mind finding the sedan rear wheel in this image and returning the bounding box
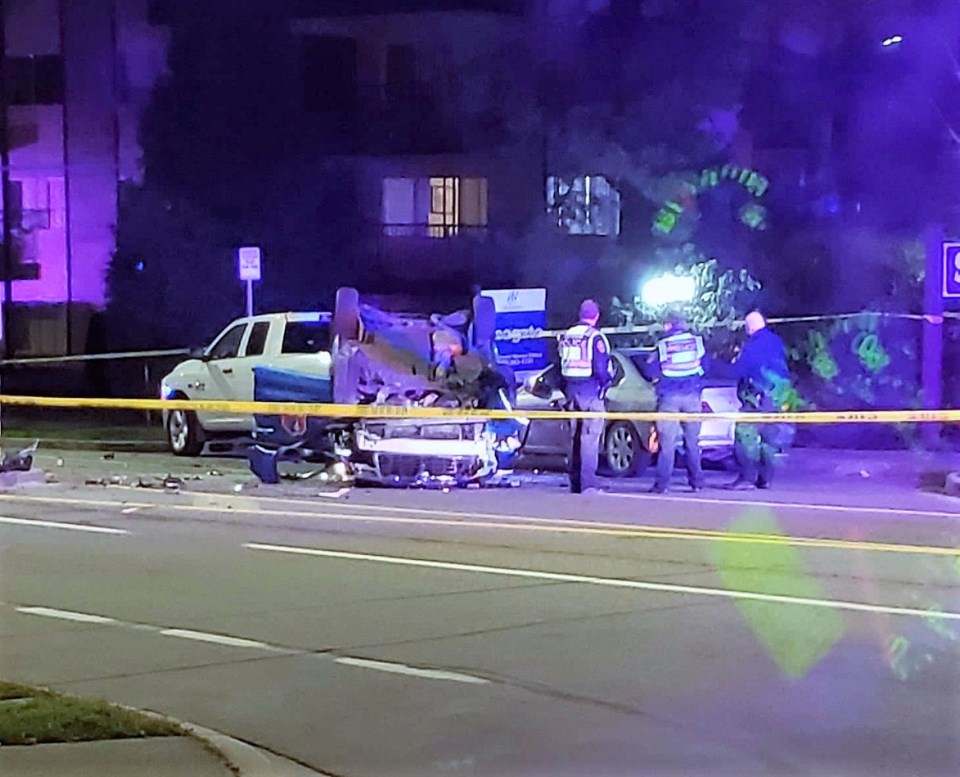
[603,421,651,477]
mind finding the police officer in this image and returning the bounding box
[727,311,791,490]
[559,299,612,494]
[649,312,706,493]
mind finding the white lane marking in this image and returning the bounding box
[16,606,116,624]
[4,491,958,553]
[335,656,489,685]
[11,599,487,687]
[0,516,128,535]
[159,629,276,650]
[244,543,960,622]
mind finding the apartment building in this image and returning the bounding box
[1,0,168,355]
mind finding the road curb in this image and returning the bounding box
[3,437,167,454]
[124,707,331,776]
[182,723,332,777]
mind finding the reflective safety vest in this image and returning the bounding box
[657,331,705,379]
[559,324,609,379]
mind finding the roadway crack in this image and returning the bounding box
[332,597,720,653]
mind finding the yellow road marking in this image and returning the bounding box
[0,491,957,558]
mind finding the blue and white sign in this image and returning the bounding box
[944,243,960,298]
[482,288,549,376]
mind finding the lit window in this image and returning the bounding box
[382,177,488,237]
[546,175,620,236]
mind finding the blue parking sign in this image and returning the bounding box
[944,243,960,298]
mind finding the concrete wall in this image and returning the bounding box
[292,11,523,121]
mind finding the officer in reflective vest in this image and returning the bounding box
[648,313,706,493]
[559,299,612,494]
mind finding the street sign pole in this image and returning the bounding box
[246,279,253,318]
[923,225,948,448]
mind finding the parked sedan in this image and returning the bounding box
[517,349,739,476]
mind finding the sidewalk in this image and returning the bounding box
[0,737,230,777]
[0,720,327,777]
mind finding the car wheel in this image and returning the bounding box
[603,422,651,477]
[471,293,497,349]
[719,453,739,472]
[333,286,361,344]
[167,405,205,456]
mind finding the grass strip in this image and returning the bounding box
[0,680,181,745]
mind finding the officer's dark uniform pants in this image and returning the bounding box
[654,390,703,490]
[735,394,780,486]
[568,392,604,493]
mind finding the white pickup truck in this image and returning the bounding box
[161,312,332,455]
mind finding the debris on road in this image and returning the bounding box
[0,440,38,474]
[316,487,350,499]
[280,469,322,481]
[163,476,184,491]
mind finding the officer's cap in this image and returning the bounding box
[665,311,687,330]
[579,299,601,320]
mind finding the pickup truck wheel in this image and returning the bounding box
[603,421,652,477]
[333,287,360,343]
[471,293,496,349]
[167,406,205,456]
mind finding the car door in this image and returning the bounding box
[516,366,571,455]
[232,319,272,402]
[200,321,249,430]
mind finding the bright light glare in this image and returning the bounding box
[641,274,696,307]
[881,35,903,47]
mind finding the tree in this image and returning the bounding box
[107,185,236,350]
[468,0,763,320]
[106,0,370,350]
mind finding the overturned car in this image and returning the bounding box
[249,288,525,487]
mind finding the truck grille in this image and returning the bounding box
[375,455,478,480]
[381,423,481,440]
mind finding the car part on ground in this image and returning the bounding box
[0,440,38,473]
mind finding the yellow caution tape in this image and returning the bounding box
[0,394,956,424]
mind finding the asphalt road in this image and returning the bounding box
[2,451,960,776]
